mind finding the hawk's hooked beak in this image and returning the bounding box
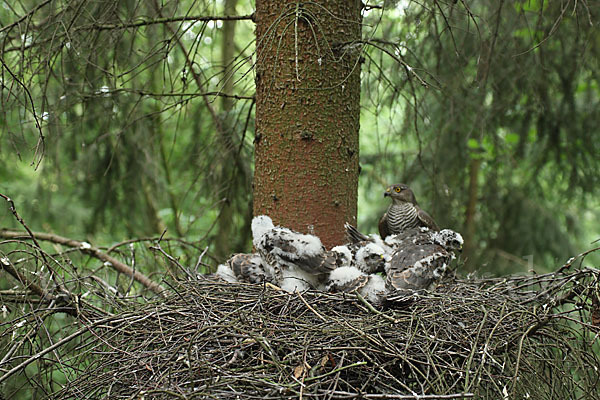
[384,191,391,198]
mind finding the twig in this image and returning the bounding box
[79,88,254,100]
[297,291,327,322]
[0,0,53,34]
[0,314,124,385]
[302,361,368,383]
[0,60,45,168]
[0,257,52,301]
[0,229,166,297]
[149,242,192,281]
[86,14,255,31]
[0,194,49,266]
[317,391,474,399]
[355,291,397,323]
[363,40,430,88]
[0,255,80,316]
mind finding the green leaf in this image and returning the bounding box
[467,139,480,149]
[505,133,520,144]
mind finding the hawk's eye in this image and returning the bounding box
[394,187,402,193]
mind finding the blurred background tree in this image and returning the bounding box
[0,0,598,274]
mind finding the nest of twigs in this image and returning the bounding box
[1,200,599,399]
[27,266,597,399]
[0,211,599,400]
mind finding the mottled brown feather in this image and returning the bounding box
[416,206,439,231]
[328,274,370,293]
[378,211,391,239]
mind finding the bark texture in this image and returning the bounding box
[253,0,362,248]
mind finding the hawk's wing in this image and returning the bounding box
[390,242,442,269]
[386,267,435,292]
[378,211,390,239]
[416,206,439,231]
[386,240,450,293]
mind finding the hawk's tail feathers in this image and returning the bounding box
[344,223,371,244]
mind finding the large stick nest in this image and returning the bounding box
[0,221,598,399]
[40,268,599,399]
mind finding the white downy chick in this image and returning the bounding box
[279,268,317,293]
[327,266,386,305]
[251,215,338,291]
[360,273,386,304]
[330,245,353,268]
[432,229,464,253]
[216,264,238,283]
[226,253,275,284]
[354,242,389,274]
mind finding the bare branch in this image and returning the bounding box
[0,314,125,385]
[86,14,255,31]
[0,229,166,297]
[79,88,254,100]
[0,0,53,34]
[0,61,45,168]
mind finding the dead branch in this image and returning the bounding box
[0,229,166,297]
[85,14,255,31]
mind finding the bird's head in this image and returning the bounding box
[251,215,275,247]
[384,184,417,204]
[356,243,388,273]
[434,229,464,252]
[331,245,353,268]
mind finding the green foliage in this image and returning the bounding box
[358,0,600,272]
[0,0,256,256]
[0,0,598,274]
[1,2,599,398]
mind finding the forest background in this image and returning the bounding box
[1,1,600,398]
[0,0,599,278]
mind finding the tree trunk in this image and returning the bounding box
[253,0,362,248]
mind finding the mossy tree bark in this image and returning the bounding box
[253,0,362,248]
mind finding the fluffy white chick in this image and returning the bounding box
[216,264,238,283]
[252,215,341,292]
[326,266,386,305]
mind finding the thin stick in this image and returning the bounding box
[297,291,327,322]
[355,292,397,323]
[0,230,166,297]
[0,314,123,384]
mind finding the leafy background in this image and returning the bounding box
[1,0,598,275]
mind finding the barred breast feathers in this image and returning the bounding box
[387,202,419,232]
